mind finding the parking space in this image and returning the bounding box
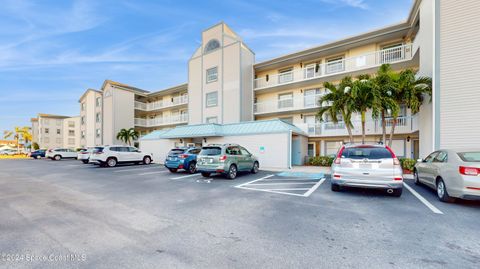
[1,159,479,268]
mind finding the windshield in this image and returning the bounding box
[200,147,222,156]
[342,147,393,159]
[457,152,480,162]
[168,149,185,155]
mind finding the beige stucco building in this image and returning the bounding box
[31,114,81,149]
[62,0,479,168]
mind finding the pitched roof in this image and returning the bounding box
[140,119,307,140]
[37,113,71,119]
[102,79,149,94]
[79,88,102,102]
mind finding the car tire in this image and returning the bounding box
[201,172,211,178]
[33,156,38,159]
[331,183,341,192]
[436,178,455,203]
[82,160,89,164]
[54,155,61,161]
[169,168,178,173]
[106,157,117,167]
[414,170,421,185]
[251,161,259,174]
[188,162,196,174]
[143,156,152,165]
[391,188,403,197]
[226,164,237,180]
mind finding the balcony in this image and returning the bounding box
[134,113,188,128]
[134,95,188,111]
[296,116,418,137]
[254,94,323,115]
[254,44,414,90]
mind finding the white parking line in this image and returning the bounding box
[247,182,317,186]
[404,182,444,214]
[264,188,311,191]
[138,171,168,176]
[235,174,275,187]
[303,177,326,197]
[171,174,201,180]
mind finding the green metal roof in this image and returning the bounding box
[140,119,306,140]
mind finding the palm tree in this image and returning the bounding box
[116,128,139,146]
[351,74,375,144]
[386,69,432,146]
[3,126,31,153]
[371,64,400,145]
[317,76,355,143]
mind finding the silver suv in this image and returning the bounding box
[330,144,403,196]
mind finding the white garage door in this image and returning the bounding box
[325,141,343,156]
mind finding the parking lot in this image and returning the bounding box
[1,159,479,269]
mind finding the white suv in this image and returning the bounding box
[90,145,153,167]
[46,148,78,161]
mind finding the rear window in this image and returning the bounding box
[342,147,393,159]
[457,152,480,162]
[200,147,222,156]
[168,149,185,155]
[92,147,104,153]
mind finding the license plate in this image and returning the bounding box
[168,157,176,161]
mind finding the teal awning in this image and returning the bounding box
[140,119,306,140]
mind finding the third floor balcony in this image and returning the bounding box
[254,94,323,115]
[254,44,415,91]
[135,94,188,112]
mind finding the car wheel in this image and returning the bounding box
[106,157,117,167]
[436,178,455,203]
[82,160,89,164]
[54,155,61,161]
[143,156,152,165]
[201,172,211,178]
[331,183,341,192]
[390,188,403,197]
[33,156,38,159]
[251,161,259,174]
[169,168,178,173]
[414,170,421,185]
[226,164,237,180]
[188,162,196,174]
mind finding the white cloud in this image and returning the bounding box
[320,0,369,10]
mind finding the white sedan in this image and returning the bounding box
[46,148,78,161]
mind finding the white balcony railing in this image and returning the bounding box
[134,113,188,127]
[296,116,418,137]
[134,95,188,111]
[254,44,413,89]
[254,94,323,114]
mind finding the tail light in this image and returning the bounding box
[394,177,403,181]
[385,146,401,166]
[333,174,341,179]
[179,154,189,159]
[459,166,480,176]
[334,146,345,165]
[219,155,227,162]
[48,149,52,153]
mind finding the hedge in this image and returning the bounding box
[399,158,416,172]
[308,156,334,166]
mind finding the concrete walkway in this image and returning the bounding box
[264,165,414,179]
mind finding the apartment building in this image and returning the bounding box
[71,0,479,168]
[79,89,103,147]
[31,114,81,149]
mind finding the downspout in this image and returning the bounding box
[288,130,292,169]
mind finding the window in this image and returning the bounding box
[96,129,101,138]
[240,147,251,156]
[81,116,85,125]
[307,143,315,157]
[45,128,49,134]
[424,152,439,163]
[304,88,320,107]
[380,43,404,63]
[226,146,242,155]
[341,147,393,159]
[206,91,218,107]
[278,93,293,109]
[96,113,101,123]
[434,151,448,163]
[81,102,86,111]
[326,56,345,74]
[304,64,316,79]
[206,67,218,83]
[278,68,293,84]
[68,121,75,128]
[96,97,101,107]
[457,152,480,162]
[204,39,220,53]
[56,129,61,135]
[206,116,218,124]
[200,147,222,156]
[68,130,75,136]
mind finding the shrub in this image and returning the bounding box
[32,142,40,150]
[399,158,416,172]
[308,156,334,166]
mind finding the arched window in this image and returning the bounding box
[204,39,220,53]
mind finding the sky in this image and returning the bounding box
[0,0,413,135]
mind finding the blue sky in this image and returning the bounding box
[0,0,413,135]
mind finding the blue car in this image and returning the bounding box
[165,147,201,174]
[29,149,46,159]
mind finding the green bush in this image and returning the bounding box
[32,142,39,150]
[308,156,334,166]
[399,158,416,172]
